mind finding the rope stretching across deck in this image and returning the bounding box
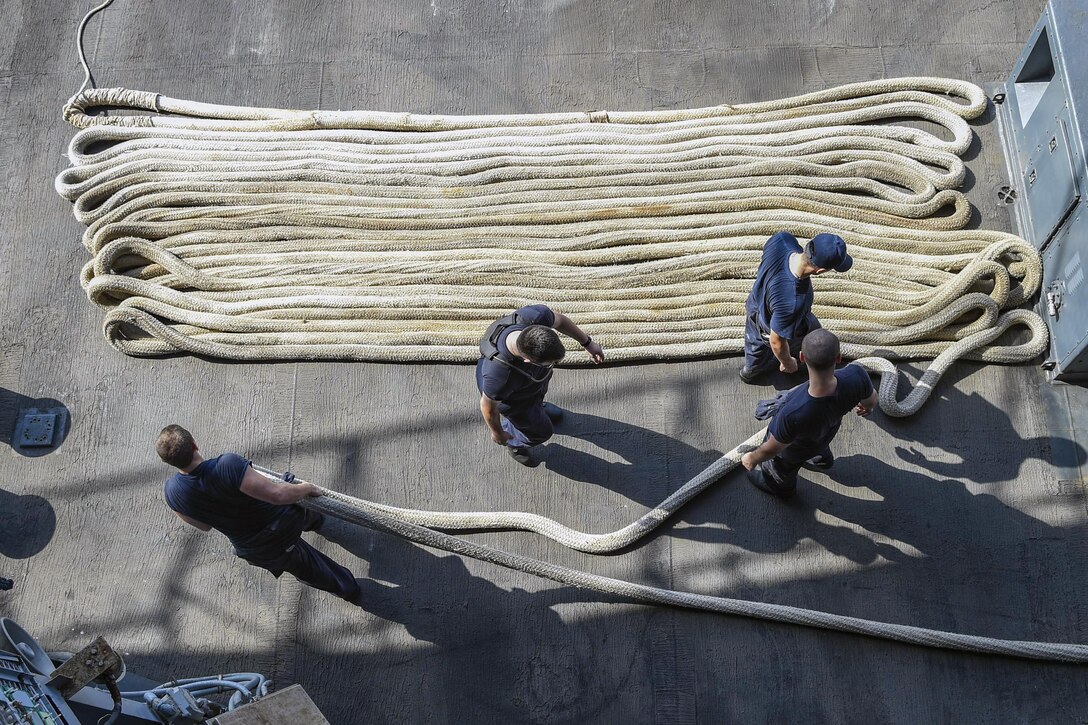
[238,325,1081,663]
[58,78,1044,364]
[298,490,1088,664]
[242,330,1077,663]
[58,77,1076,659]
[240,333,1079,661]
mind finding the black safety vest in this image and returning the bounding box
[478,312,551,383]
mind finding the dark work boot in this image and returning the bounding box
[801,457,833,472]
[746,463,796,498]
[801,450,834,472]
[739,365,764,384]
[542,402,564,423]
[507,445,534,466]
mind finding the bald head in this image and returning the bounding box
[801,329,840,372]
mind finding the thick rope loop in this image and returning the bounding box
[58,78,1046,366]
[62,73,1078,660]
[230,310,1066,662]
[63,77,986,133]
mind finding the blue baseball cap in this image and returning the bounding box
[806,233,853,273]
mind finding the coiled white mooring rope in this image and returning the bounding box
[58,78,1045,365]
[58,58,1072,658]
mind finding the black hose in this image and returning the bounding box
[98,676,122,725]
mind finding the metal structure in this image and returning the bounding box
[997,0,1088,379]
[210,686,330,725]
[0,619,300,725]
[11,408,68,457]
[1,651,76,724]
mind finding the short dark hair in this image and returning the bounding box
[801,329,840,372]
[156,425,196,468]
[519,325,566,363]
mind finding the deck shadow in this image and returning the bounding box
[0,487,56,559]
[538,410,724,513]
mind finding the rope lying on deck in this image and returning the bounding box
[254,310,1046,555]
[57,78,1045,363]
[248,321,1083,663]
[298,494,1088,664]
[57,55,1069,656]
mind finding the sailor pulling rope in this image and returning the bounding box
[65,3,1075,663]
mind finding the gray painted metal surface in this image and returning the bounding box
[2,1,1088,723]
[1042,207,1088,369]
[999,14,1079,250]
[212,685,329,725]
[997,0,1088,376]
[0,651,79,724]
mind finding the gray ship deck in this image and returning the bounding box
[2,1,1088,722]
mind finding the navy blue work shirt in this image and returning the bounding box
[475,304,556,404]
[745,231,814,341]
[164,453,294,544]
[768,363,874,456]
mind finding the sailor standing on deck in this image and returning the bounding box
[477,305,605,466]
[740,231,854,383]
[741,330,878,497]
[157,425,361,602]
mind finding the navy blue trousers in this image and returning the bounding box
[499,397,554,448]
[235,510,359,600]
[744,311,821,373]
[760,444,834,492]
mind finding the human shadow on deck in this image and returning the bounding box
[875,363,1087,483]
[672,359,1086,566]
[538,410,724,511]
[0,487,55,559]
[672,445,1082,577]
[322,519,619,638]
[724,450,1088,650]
[312,520,625,720]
